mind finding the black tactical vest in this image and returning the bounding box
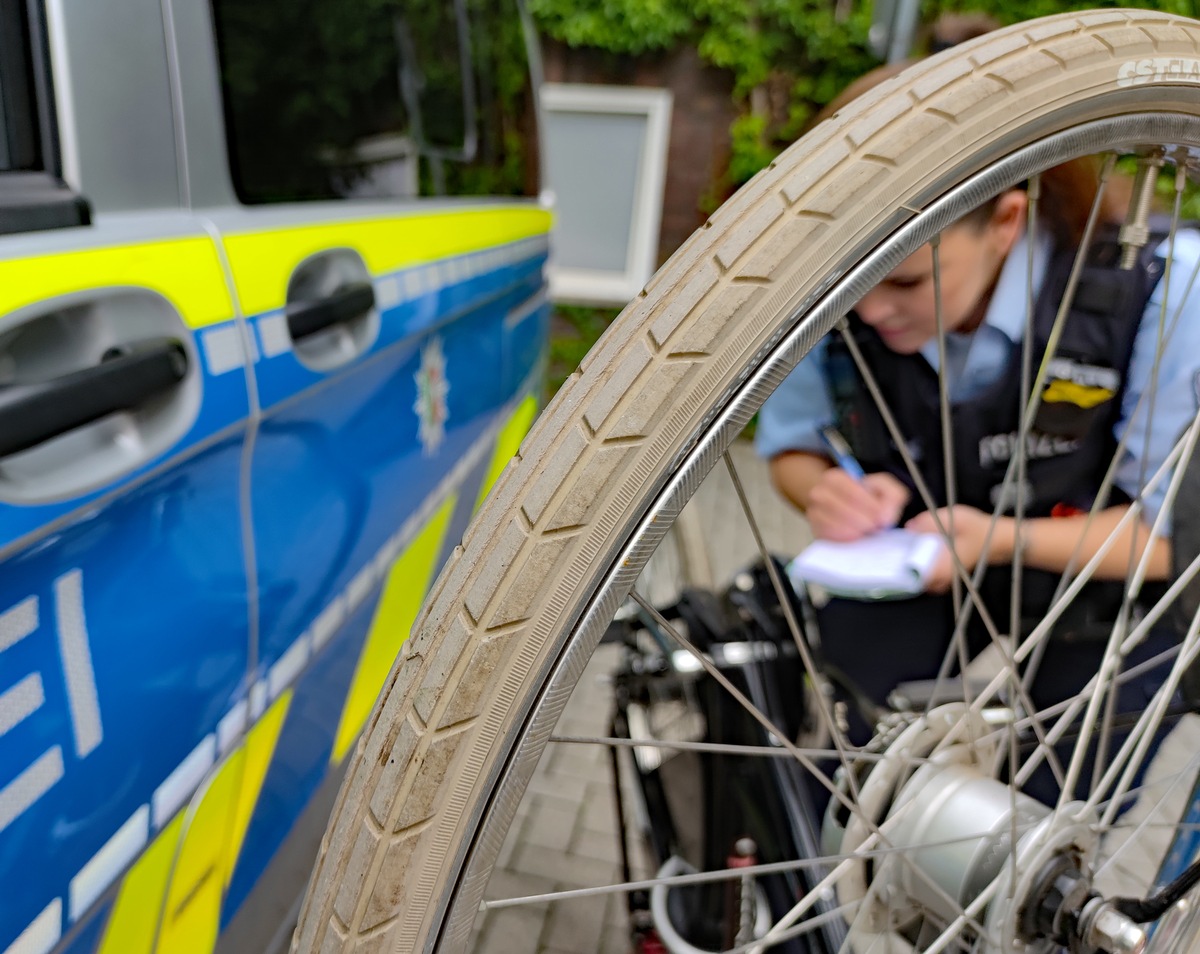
[823,228,1165,640]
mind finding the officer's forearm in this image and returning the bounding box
[1006,506,1171,581]
[768,450,832,512]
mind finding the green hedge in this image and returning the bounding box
[529,0,1196,193]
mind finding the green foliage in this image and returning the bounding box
[1150,166,1200,221]
[526,0,693,53]
[924,0,1200,26]
[726,114,777,188]
[528,0,1200,198]
[547,305,620,396]
[529,0,877,195]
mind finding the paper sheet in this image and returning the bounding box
[786,528,944,599]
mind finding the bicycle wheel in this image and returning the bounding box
[295,10,1200,953]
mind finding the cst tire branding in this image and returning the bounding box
[1117,57,1200,87]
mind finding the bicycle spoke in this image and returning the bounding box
[465,142,1200,954]
[1086,154,1185,800]
[709,449,990,941]
[931,236,963,620]
[1089,612,1200,822]
[547,734,910,764]
[480,825,1028,917]
[628,589,999,940]
[1020,235,1200,681]
[1012,543,1200,789]
[1095,744,1200,890]
[924,156,1114,657]
[721,450,866,799]
[876,160,1123,781]
[1044,423,1200,805]
[835,319,1065,787]
[629,589,855,815]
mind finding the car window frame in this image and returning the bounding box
[208,0,541,205]
[0,0,89,235]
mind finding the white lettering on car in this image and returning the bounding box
[0,571,100,836]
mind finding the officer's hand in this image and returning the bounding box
[906,505,1002,593]
[807,470,910,541]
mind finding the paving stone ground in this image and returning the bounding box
[468,442,807,953]
[444,437,1200,954]
[471,643,631,954]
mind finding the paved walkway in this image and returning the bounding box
[471,441,808,953]
[474,643,630,954]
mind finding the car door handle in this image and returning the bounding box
[286,282,375,341]
[0,337,188,458]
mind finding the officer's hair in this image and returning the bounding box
[959,158,1121,246]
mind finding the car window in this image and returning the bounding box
[209,0,539,203]
[0,0,43,172]
[0,0,90,235]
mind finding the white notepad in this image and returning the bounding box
[786,528,945,599]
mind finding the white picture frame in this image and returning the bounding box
[539,83,673,307]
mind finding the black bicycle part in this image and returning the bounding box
[1114,856,1200,924]
[609,560,849,953]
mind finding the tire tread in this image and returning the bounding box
[293,12,1200,951]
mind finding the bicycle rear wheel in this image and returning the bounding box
[296,10,1200,953]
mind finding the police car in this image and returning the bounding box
[0,1,551,952]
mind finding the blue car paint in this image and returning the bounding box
[224,245,549,927]
[0,350,252,557]
[0,234,548,954]
[0,433,250,953]
[249,249,545,668]
[222,589,370,920]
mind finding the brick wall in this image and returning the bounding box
[541,41,738,267]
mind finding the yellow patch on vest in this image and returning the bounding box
[1041,379,1115,409]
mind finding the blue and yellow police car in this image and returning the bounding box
[0,1,551,952]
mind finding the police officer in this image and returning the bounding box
[756,162,1200,790]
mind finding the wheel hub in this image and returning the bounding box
[821,704,1151,952]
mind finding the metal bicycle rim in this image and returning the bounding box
[439,110,1200,952]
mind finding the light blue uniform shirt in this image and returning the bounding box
[755,229,1200,532]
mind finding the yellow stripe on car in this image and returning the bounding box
[221,206,552,317]
[221,697,292,890]
[0,238,234,330]
[96,814,185,954]
[475,394,539,513]
[332,494,458,764]
[97,693,292,954]
[92,392,540,952]
[154,749,245,954]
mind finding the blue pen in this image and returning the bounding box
[819,424,866,481]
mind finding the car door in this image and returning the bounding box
[200,0,552,926]
[0,3,254,953]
